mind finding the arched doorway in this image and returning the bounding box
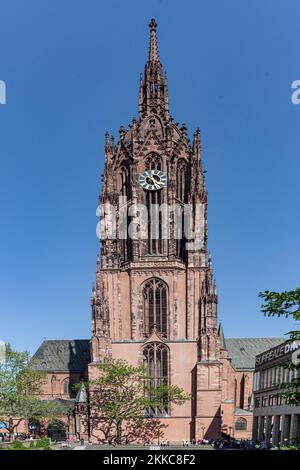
[47,420,67,441]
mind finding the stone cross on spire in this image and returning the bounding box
[148,17,160,63]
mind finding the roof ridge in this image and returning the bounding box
[42,339,89,342]
[225,336,284,340]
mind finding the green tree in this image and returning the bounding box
[0,345,69,438]
[83,358,189,444]
[259,287,300,405]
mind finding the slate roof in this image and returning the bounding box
[31,339,91,372]
[32,337,285,374]
[225,337,284,371]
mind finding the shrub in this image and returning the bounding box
[35,437,51,450]
[9,440,27,450]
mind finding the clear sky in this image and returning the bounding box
[0,0,299,354]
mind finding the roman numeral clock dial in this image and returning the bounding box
[139,169,167,190]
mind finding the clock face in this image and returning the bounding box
[139,169,167,191]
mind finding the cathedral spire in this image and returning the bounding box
[139,18,169,118]
[148,18,160,63]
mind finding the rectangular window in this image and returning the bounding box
[253,372,260,392]
[262,396,268,407]
[271,367,276,387]
[267,369,271,388]
[275,366,280,384]
[284,367,289,383]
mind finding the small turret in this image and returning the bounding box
[193,128,202,157]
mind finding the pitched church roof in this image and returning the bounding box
[225,337,284,371]
[31,336,285,373]
[31,339,91,372]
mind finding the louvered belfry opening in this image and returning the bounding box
[145,154,163,254]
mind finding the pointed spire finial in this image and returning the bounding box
[208,252,212,270]
[218,322,226,350]
[148,17,159,63]
[92,282,96,303]
[105,130,110,155]
[75,381,87,404]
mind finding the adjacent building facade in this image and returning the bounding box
[252,340,300,446]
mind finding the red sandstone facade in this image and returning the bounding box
[87,18,249,443]
[29,19,284,444]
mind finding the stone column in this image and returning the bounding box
[252,416,259,441]
[272,415,280,446]
[258,416,265,441]
[289,414,299,443]
[265,415,272,444]
[280,415,291,446]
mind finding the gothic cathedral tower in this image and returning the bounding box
[89,18,222,441]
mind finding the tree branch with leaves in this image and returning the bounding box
[0,345,70,437]
[82,358,189,444]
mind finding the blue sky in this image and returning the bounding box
[0,0,299,354]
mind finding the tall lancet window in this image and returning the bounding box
[145,154,163,254]
[119,165,132,262]
[143,342,169,416]
[143,278,168,337]
[176,160,188,258]
[176,160,187,202]
[120,166,130,199]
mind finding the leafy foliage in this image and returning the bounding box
[259,287,300,339]
[34,437,51,449]
[9,439,27,450]
[6,437,52,451]
[81,358,189,443]
[0,345,69,435]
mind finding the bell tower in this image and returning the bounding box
[89,18,222,441]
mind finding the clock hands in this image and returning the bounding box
[150,176,160,188]
[146,175,160,188]
[140,170,167,191]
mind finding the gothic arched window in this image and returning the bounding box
[176,160,187,202]
[119,165,132,262]
[235,418,247,431]
[143,278,168,337]
[143,342,169,416]
[63,378,70,395]
[63,378,75,398]
[146,153,162,170]
[120,166,130,199]
[240,375,245,409]
[175,160,188,259]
